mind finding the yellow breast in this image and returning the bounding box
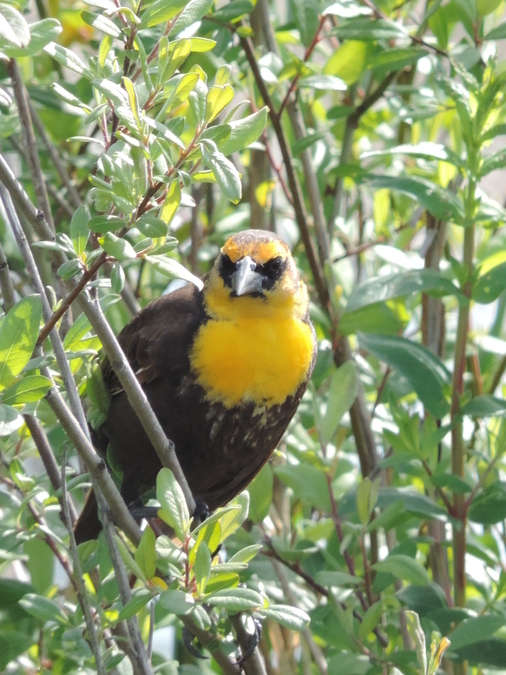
[190,316,315,407]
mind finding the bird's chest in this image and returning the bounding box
[189,315,314,407]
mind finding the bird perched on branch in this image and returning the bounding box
[74,229,317,543]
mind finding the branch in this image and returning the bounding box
[180,616,241,675]
[1,152,196,518]
[28,99,82,210]
[0,239,16,312]
[8,60,55,231]
[230,615,267,675]
[238,34,329,310]
[61,454,106,675]
[0,182,88,433]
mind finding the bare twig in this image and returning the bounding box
[8,60,54,231]
[61,452,106,675]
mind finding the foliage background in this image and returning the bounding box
[2,0,506,674]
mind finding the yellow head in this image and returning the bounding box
[204,230,309,321]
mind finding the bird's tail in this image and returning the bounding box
[74,489,102,544]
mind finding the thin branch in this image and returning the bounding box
[0,182,88,434]
[23,414,78,526]
[98,494,153,675]
[0,240,16,312]
[238,34,329,310]
[1,153,196,518]
[44,386,142,544]
[8,60,55,231]
[28,99,82,210]
[270,559,328,675]
[61,452,106,675]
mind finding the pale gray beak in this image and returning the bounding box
[232,256,264,296]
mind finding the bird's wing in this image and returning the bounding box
[102,282,206,396]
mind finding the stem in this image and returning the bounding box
[0,240,16,312]
[451,210,475,616]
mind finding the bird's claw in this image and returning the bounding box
[236,617,263,667]
[182,626,208,660]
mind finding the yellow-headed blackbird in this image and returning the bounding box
[74,229,317,543]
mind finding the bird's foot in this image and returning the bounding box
[193,497,210,525]
[182,626,208,660]
[236,617,263,667]
[127,499,159,520]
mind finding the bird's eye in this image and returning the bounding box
[219,254,236,287]
[263,257,283,278]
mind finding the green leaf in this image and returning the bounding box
[206,84,234,123]
[0,296,42,390]
[247,463,273,523]
[450,615,506,650]
[205,587,265,612]
[358,601,384,640]
[324,40,372,85]
[88,215,126,234]
[201,140,242,203]
[366,175,464,222]
[346,269,462,313]
[117,591,152,621]
[70,206,90,256]
[81,11,122,37]
[58,260,82,280]
[111,263,125,294]
[453,638,506,667]
[289,0,321,48]
[170,0,214,35]
[0,5,29,48]
[335,17,406,40]
[221,107,268,155]
[144,255,203,290]
[368,48,425,74]
[135,527,156,581]
[19,593,66,624]
[44,42,91,77]
[397,583,447,616]
[377,487,448,521]
[160,181,181,226]
[0,405,23,436]
[274,464,331,511]
[159,590,194,615]
[291,132,327,157]
[405,611,427,675]
[0,632,35,671]
[1,18,62,57]
[480,148,506,177]
[212,0,254,23]
[362,141,463,167]
[193,540,211,596]
[358,332,450,418]
[469,483,506,524]
[102,233,137,260]
[460,395,506,417]
[142,0,188,28]
[315,571,362,587]
[484,21,506,40]
[156,467,189,540]
[261,605,310,631]
[372,555,429,586]
[474,262,506,303]
[218,491,249,543]
[2,376,52,405]
[136,216,169,238]
[320,361,358,445]
[299,75,347,91]
[114,535,147,584]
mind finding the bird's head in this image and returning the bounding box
[204,230,309,320]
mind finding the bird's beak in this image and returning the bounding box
[232,256,264,296]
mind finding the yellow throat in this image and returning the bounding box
[190,264,315,408]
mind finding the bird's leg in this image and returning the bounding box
[236,616,263,667]
[127,498,159,520]
[182,626,208,659]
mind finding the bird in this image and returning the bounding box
[74,229,317,543]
